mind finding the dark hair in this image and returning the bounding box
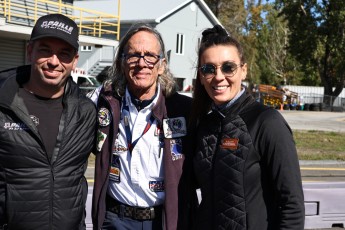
[190,25,246,127]
[105,23,177,97]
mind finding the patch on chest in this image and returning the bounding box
[220,138,239,150]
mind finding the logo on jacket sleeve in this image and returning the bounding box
[162,117,187,138]
[98,107,111,127]
[3,122,29,131]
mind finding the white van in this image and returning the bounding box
[71,68,101,94]
[71,69,100,87]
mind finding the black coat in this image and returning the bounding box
[194,91,305,230]
[0,65,96,230]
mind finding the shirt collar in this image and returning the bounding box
[211,86,246,112]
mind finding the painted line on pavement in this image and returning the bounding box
[301,167,345,171]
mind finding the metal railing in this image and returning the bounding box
[0,0,121,40]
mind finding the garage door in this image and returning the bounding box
[0,37,26,71]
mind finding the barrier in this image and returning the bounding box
[304,182,345,229]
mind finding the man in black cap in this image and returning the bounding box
[0,13,96,230]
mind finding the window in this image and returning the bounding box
[81,45,92,52]
[176,33,184,55]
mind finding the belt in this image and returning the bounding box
[106,195,162,220]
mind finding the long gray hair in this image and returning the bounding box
[105,23,177,97]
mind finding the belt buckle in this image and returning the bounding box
[132,207,155,220]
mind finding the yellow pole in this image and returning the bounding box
[34,0,38,22]
[7,0,11,22]
[117,0,121,40]
[3,0,7,17]
[98,17,101,37]
[58,0,61,14]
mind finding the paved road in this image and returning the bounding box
[279,110,345,133]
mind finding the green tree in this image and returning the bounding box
[244,1,301,87]
[277,0,345,104]
[204,0,258,84]
[256,4,304,86]
[203,1,304,88]
[204,0,247,38]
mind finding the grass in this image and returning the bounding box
[88,130,345,165]
[294,130,345,161]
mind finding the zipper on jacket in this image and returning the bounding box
[211,117,223,229]
[49,167,55,229]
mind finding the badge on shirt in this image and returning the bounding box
[162,117,187,138]
[170,138,183,161]
[109,154,121,183]
[221,138,239,150]
[98,107,111,127]
[149,181,165,192]
[96,130,107,151]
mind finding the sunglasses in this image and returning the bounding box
[199,62,243,79]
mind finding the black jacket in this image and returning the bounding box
[194,91,305,230]
[0,65,96,230]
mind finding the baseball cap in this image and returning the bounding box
[30,14,79,50]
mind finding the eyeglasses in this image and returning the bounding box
[122,53,161,67]
[199,62,243,79]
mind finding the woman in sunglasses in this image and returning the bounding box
[190,25,305,230]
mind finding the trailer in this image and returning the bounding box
[257,84,299,109]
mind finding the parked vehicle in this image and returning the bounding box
[71,68,101,94]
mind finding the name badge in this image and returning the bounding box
[221,138,239,150]
[162,117,187,138]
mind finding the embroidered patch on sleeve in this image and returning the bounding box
[170,138,183,161]
[96,129,107,151]
[98,107,111,127]
[109,154,121,183]
[162,117,187,138]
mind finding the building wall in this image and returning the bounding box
[0,0,74,71]
[157,2,214,89]
[78,45,99,69]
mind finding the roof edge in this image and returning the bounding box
[195,0,222,25]
[154,0,221,26]
[155,0,191,23]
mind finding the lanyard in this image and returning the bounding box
[122,98,155,153]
